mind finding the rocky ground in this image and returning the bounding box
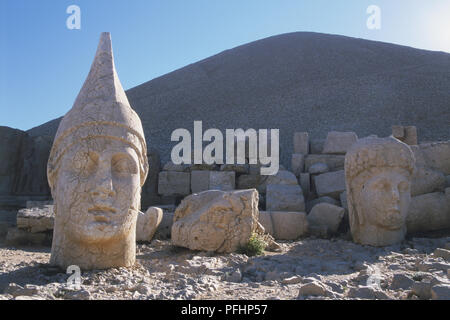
[0,235,449,300]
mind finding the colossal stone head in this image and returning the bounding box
[344,136,415,246]
[47,33,148,269]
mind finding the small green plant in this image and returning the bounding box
[238,232,268,256]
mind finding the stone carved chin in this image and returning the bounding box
[55,138,141,244]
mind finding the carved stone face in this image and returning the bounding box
[359,168,411,230]
[55,137,140,244]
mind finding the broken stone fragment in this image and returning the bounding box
[171,189,259,253]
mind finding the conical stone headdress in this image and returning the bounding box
[47,33,148,189]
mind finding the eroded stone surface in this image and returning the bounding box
[46,33,148,270]
[171,189,259,253]
[345,136,415,246]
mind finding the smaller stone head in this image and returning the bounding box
[345,136,415,246]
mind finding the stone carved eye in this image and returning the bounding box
[111,154,137,175]
[71,151,98,178]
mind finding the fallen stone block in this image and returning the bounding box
[299,173,311,198]
[209,171,235,191]
[291,153,305,176]
[158,171,191,196]
[305,154,345,172]
[322,131,358,154]
[419,141,450,175]
[307,203,344,236]
[5,228,52,246]
[306,196,340,213]
[190,170,210,194]
[313,170,346,199]
[308,162,329,175]
[411,166,446,196]
[136,207,163,242]
[266,184,305,212]
[406,191,450,234]
[171,189,259,253]
[16,206,54,233]
[258,211,274,236]
[270,211,308,240]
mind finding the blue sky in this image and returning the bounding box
[1,0,449,131]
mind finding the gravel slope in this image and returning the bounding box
[27,32,450,167]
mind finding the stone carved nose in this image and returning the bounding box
[91,169,115,198]
[390,186,400,203]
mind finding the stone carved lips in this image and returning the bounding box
[88,205,117,223]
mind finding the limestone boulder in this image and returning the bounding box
[266,184,305,212]
[313,170,346,199]
[291,153,305,176]
[406,191,450,234]
[419,141,450,175]
[171,189,259,253]
[158,171,191,196]
[305,154,345,172]
[270,211,308,240]
[299,173,311,198]
[16,206,54,233]
[307,203,345,236]
[209,171,235,191]
[322,131,358,154]
[411,166,446,196]
[136,207,163,242]
[191,170,210,193]
[306,196,340,213]
[258,211,274,236]
[308,162,329,175]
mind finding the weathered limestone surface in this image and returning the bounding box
[418,141,450,175]
[136,207,163,242]
[266,184,305,212]
[305,155,345,172]
[46,33,149,270]
[17,206,54,233]
[171,189,259,253]
[406,191,450,234]
[308,162,329,175]
[322,131,358,154]
[258,211,274,236]
[209,171,235,191]
[411,166,446,196]
[306,196,340,213]
[291,153,305,176]
[191,170,210,194]
[314,170,346,199]
[158,171,190,196]
[345,136,415,246]
[299,173,311,198]
[307,203,344,236]
[270,211,308,240]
